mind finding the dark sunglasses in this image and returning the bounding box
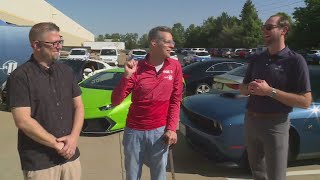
[261,24,281,31]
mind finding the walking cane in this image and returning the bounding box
[168,145,176,180]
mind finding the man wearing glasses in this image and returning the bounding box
[240,15,311,180]
[112,26,183,180]
[8,22,84,180]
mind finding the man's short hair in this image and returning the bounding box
[270,14,291,36]
[29,22,60,44]
[148,26,172,42]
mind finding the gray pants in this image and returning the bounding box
[245,111,290,180]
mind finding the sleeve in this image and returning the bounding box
[72,73,82,98]
[8,71,31,108]
[295,57,311,94]
[111,75,135,106]
[166,64,183,131]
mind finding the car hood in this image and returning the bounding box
[214,74,244,84]
[182,92,247,122]
[81,87,112,108]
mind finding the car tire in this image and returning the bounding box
[195,83,211,94]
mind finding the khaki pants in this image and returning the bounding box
[23,158,81,180]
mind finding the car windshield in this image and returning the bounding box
[308,50,319,54]
[227,65,248,76]
[70,50,86,55]
[101,49,117,56]
[196,52,209,56]
[170,51,176,56]
[59,60,84,73]
[133,51,146,55]
[79,71,123,90]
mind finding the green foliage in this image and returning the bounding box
[94,0,316,50]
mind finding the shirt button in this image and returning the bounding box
[60,116,63,120]
[53,90,56,93]
[57,102,60,106]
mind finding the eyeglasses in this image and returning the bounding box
[261,24,281,31]
[37,40,64,48]
[162,39,175,46]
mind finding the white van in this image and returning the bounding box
[68,48,90,60]
[99,46,119,66]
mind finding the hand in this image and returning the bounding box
[56,135,78,159]
[249,79,272,96]
[124,60,138,78]
[162,130,178,145]
[54,141,64,152]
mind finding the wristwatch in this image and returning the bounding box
[270,88,277,98]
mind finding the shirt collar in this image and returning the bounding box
[29,54,56,74]
[266,46,290,59]
[143,53,170,68]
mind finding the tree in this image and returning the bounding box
[239,0,263,48]
[95,35,105,42]
[290,0,320,49]
[138,34,149,48]
[171,23,185,48]
[123,33,139,49]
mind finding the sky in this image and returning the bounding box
[45,0,305,37]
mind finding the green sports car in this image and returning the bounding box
[79,68,131,134]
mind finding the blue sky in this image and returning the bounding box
[45,0,305,37]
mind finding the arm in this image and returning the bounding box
[12,107,63,151]
[8,72,63,151]
[111,76,135,106]
[271,89,311,109]
[70,96,84,138]
[112,60,137,106]
[240,84,250,96]
[240,63,254,96]
[163,65,183,145]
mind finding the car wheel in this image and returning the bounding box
[195,83,211,94]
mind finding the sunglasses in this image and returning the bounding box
[37,40,64,48]
[261,24,281,31]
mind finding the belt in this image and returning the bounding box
[246,111,287,118]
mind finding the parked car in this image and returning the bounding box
[183,51,196,66]
[306,50,320,65]
[67,48,90,60]
[231,48,247,58]
[79,68,130,133]
[213,65,248,91]
[59,58,113,82]
[183,60,245,96]
[170,50,179,60]
[192,51,212,62]
[128,49,147,60]
[99,46,119,66]
[180,65,320,168]
[221,48,233,58]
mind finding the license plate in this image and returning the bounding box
[179,123,186,136]
[215,82,223,90]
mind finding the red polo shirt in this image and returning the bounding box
[111,55,183,131]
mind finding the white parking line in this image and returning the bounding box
[226,169,320,180]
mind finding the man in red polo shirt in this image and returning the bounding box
[112,26,183,180]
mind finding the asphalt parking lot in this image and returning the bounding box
[2,111,320,180]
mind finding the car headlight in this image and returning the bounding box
[99,104,114,111]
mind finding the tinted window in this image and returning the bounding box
[59,60,84,73]
[79,72,123,90]
[101,49,116,56]
[133,51,146,55]
[70,50,86,55]
[196,52,209,56]
[308,50,319,54]
[228,65,248,76]
[212,63,230,71]
[97,62,106,69]
[309,66,320,101]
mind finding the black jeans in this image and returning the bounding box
[245,111,290,180]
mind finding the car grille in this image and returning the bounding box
[82,118,115,134]
[182,104,222,136]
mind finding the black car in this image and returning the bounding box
[183,60,245,96]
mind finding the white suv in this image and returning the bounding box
[68,48,90,60]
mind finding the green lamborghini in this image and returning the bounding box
[79,68,131,134]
